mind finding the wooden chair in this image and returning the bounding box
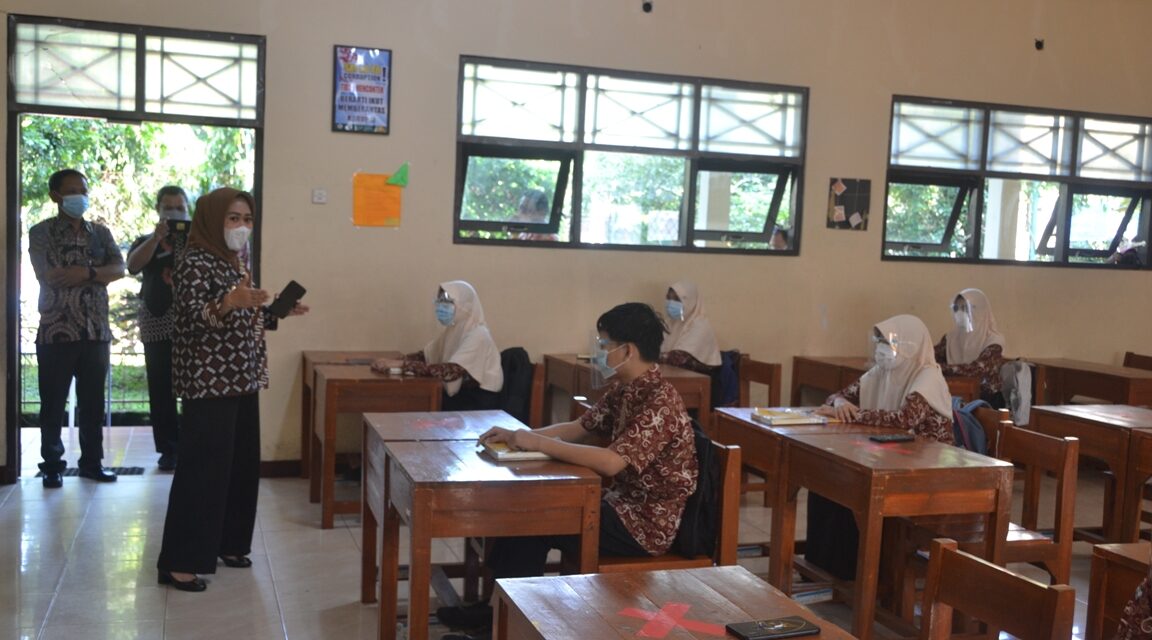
[737,356,782,407]
[1124,351,1152,371]
[920,538,1075,640]
[596,440,742,572]
[972,406,1012,459]
[528,362,545,428]
[896,424,1079,619]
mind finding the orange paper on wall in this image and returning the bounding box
[352,173,402,227]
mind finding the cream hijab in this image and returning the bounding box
[662,281,722,367]
[423,281,503,396]
[945,288,1005,365]
[860,314,953,418]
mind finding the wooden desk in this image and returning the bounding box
[309,364,441,529]
[1030,358,1152,406]
[359,410,530,604]
[791,355,979,406]
[493,565,854,640]
[368,439,601,640]
[300,350,399,478]
[544,353,712,427]
[768,433,1013,640]
[1030,404,1152,542]
[1087,542,1151,640]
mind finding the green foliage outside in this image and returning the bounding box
[19,114,254,421]
[884,182,971,257]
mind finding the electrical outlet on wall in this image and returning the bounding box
[311,188,328,205]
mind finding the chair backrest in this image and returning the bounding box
[498,347,534,424]
[999,426,1079,546]
[527,363,545,427]
[1124,351,1152,371]
[737,357,782,407]
[972,407,1012,458]
[920,538,1076,640]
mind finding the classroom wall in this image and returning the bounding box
[3,0,1150,465]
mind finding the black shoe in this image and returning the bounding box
[436,603,494,629]
[219,555,252,568]
[158,453,177,471]
[42,472,63,489]
[78,466,117,482]
[158,570,207,592]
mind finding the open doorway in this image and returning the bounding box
[15,113,256,476]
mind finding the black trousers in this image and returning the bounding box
[157,392,260,575]
[804,492,860,581]
[143,340,179,455]
[485,500,649,579]
[36,340,110,473]
[442,385,500,412]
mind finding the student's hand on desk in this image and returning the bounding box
[817,400,859,422]
[479,427,542,451]
[372,358,404,372]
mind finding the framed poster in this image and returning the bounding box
[332,45,391,134]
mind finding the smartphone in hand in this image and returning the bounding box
[266,280,306,318]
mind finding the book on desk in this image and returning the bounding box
[751,407,833,426]
[480,440,551,462]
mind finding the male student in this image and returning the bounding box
[436,302,699,640]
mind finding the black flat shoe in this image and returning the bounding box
[158,570,207,592]
[219,555,252,568]
[42,472,63,489]
[157,453,177,471]
[77,466,117,482]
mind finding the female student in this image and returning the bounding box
[808,314,954,579]
[373,280,503,410]
[934,288,1006,406]
[659,281,721,373]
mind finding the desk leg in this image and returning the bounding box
[1109,459,1130,542]
[379,501,401,640]
[300,383,312,479]
[361,433,377,604]
[768,480,798,593]
[309,427,321,503]
[320,396,337,529]
[578,486,601,573]
[408,496,432,640]
[851,503,883,640]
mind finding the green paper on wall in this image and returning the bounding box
[386,162,409,187]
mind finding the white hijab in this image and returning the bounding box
[662,281,722,367]
[945,288,1005,365]
[860,314,953,418]
[423,281,504,397]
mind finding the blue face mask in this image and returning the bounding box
[665,300,684,321]
[61,194,89,219]
[591,343,626,380]
[435,302,455,326]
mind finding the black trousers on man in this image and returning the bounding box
[485,499,650,578]
[143,340,179,456]
[157,392,260,575]
[36,340,110,473]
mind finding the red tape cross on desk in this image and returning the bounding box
[618,603,725,638]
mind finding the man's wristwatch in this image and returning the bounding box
[87,266,97,281]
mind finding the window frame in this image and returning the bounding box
[884,95,1152,269]
[453,55,808,255]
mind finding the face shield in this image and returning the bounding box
[951,299,973,333]
[589,333,625,389]
[871,331,902,371]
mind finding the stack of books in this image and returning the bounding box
[750,408,829,426]
[480,440,551,461]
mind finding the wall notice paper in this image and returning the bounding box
[827,178,871,231]
[353,164,408,227]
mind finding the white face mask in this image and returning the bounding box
[874,343,899,370]
[953,309,973,333]
[224,226,251,251]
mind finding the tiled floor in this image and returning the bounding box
[5,426,1109,639]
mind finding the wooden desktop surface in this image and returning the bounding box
[493,565,854,640]
[768,432,1013,640]
[367,438,602,640]
[1029,357,1152,406]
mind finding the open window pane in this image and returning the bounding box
[580,151,685,245]
[890,102,983,170]
[1067,192,1146,263]
[145,36,259,120]
[884,182,971,257]
[694,169,790,235]
[584,75,694,150]
[458,156,569,241]
[987,111,1071,176]
[699,85,803,157]
[1078,118,1152,182]
[460,63,579,142]
[13,23,137,110]
[981,178,1061,262]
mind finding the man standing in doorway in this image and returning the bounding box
[28,169,126,488]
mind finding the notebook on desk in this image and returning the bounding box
[480,441,551,462]
[751,407,833,426]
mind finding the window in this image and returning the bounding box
[884,97,1151,268]
[455,57,807,253]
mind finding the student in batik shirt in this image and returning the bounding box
[1119,565,1152,639]
[659,280,721,374]
[373,280,503,410]
[156,188,309,593]
[435,303,699,640]
[934,288,1007,406]
[806,314,954,580]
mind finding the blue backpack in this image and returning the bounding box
[952,397,990,455]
